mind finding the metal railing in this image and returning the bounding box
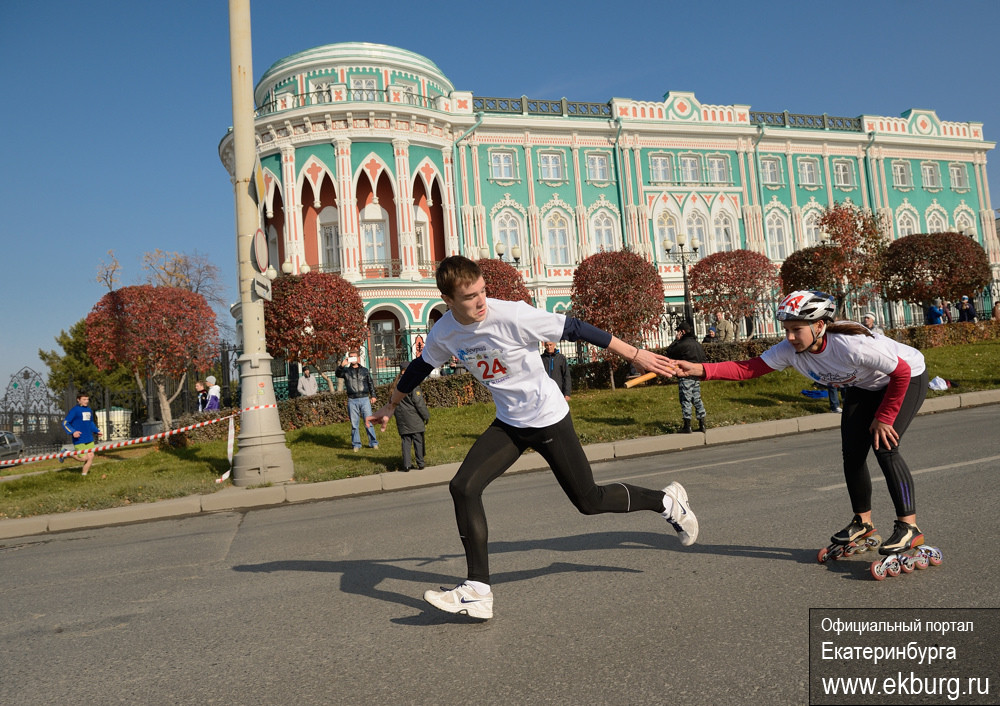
[749,111,863,132]
[473,95,612,118]
[256,88,439,118]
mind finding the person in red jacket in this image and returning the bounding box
[674,290,928,557]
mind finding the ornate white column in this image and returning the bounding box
[393,138,419,279]
[335,138,361,282]
[279,144,305,273]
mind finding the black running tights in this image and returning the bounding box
[840,370,927,518]
[450,413,666,584]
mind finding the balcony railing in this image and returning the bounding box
[749,111,862,132]
[473,96,612,118]
[256,88,439,118]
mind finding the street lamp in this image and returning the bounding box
[478,246,490,260]
[495,241,506,260]
[510,245,521,265]
[662,232,700,322]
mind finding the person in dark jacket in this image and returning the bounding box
[393,362,430,471]
[540,341,571,400]
[336,350,379,451]
[957,295,977,322]
[665,320,708,433]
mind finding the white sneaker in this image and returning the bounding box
[662,481,699,546]
[424,583,494,619]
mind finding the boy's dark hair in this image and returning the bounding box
[76,392,89,400]
[435,256,482,297]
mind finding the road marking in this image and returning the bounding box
[622,453,789,481]
[816,454,1000,492]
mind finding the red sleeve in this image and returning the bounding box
[702,357,774,381]
[875,358,912,425]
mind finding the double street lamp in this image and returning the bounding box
[481,241,522,264]
[662,233,700,322]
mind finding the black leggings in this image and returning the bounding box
[840,371,927,518]
[450,413,666,584]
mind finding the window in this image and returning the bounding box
[927,213,947,233]
[897,212,917,237]
[892,161,912,188]
[539,151,565,181]
[495,211,522,254]
[833,160,854,188]
[707,156,729,184]
[798,158,819,187]
[656,212,678,260]
[680,155,701,183]
[686,213,707,248]
[591,211,617,252]
[545,212,571,265]
[586,153,610,181]
[765,212,790,260]
[351,77,376,101]
[490,150,516,180]
[949,163,969,190]
[713,214,736,252]
[803,212,821,247]
[921,163,941,189]
[362,221,387,262]
[760,158,781,185]
[321,223,340,271]
[650,154,673,182]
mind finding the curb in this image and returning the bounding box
[2,390,996,541]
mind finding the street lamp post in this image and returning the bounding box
[662,233,700,322]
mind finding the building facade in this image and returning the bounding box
[218,42,997,378]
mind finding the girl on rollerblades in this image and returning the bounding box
[674,290,932,576]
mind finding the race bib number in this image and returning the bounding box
[467,349,511,383]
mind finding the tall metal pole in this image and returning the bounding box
[227,0,293,485]
[679,246,692,322]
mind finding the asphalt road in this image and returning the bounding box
[2,405,998,705]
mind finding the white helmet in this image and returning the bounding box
[777,290,835,322]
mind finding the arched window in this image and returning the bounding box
[656,212,678,261]
[927,213,947,234]
[545,211,571,265]
[591,211,618,252]
[686,212,707,249]
[713,213,736,253]
[897,212,917,237]
[802,212,821,248]
[766,212,790,260]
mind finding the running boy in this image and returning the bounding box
[674,290,928,558]
[62,393,101,475]
[369,256,697,619]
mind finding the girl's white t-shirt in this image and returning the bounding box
[760,332,925,390]
[422,299,568,428]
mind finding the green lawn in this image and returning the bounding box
[2,340,997,520]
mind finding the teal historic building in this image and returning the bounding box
[219,42,997,377]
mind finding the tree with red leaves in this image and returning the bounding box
[688,250,780,329]
[814,202,889,310]
[263,271,368,367]
[86,285,218,429]
[477,257,532,304]
[780,245,843,306]
[882,232,991,305]
[570,250,664,388]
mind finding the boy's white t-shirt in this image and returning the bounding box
[422,298,568,428]
[760,332,925,390]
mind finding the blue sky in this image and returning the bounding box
[2,0,998,392]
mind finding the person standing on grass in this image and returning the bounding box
[673,290,929,560]
[368,255,696,621]
[392,361,430,471]
[61,393,101,475]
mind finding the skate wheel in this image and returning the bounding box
[900,557,915,573]
[927,548,942,566]
[870,560,887,581]
[886,559,902,577]
[914,554,929,570]
[817,547,830,564]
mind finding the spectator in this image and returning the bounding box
[714,311,736,342]
[926,300,945,325]
[540,341,571,400]
[204,376,221,410]
[941,300,954,323]
[297,366,319,397]
[666,320,708,433]
[195,380,209,412]
[702,327,717,344]
[957,295,977,322]
[393,362,430,471]
[861,312,884,336]
[992,301,1000,321]
[336,350,379,451]
[61,393,101,475]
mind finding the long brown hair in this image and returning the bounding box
[823,320,874,338]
